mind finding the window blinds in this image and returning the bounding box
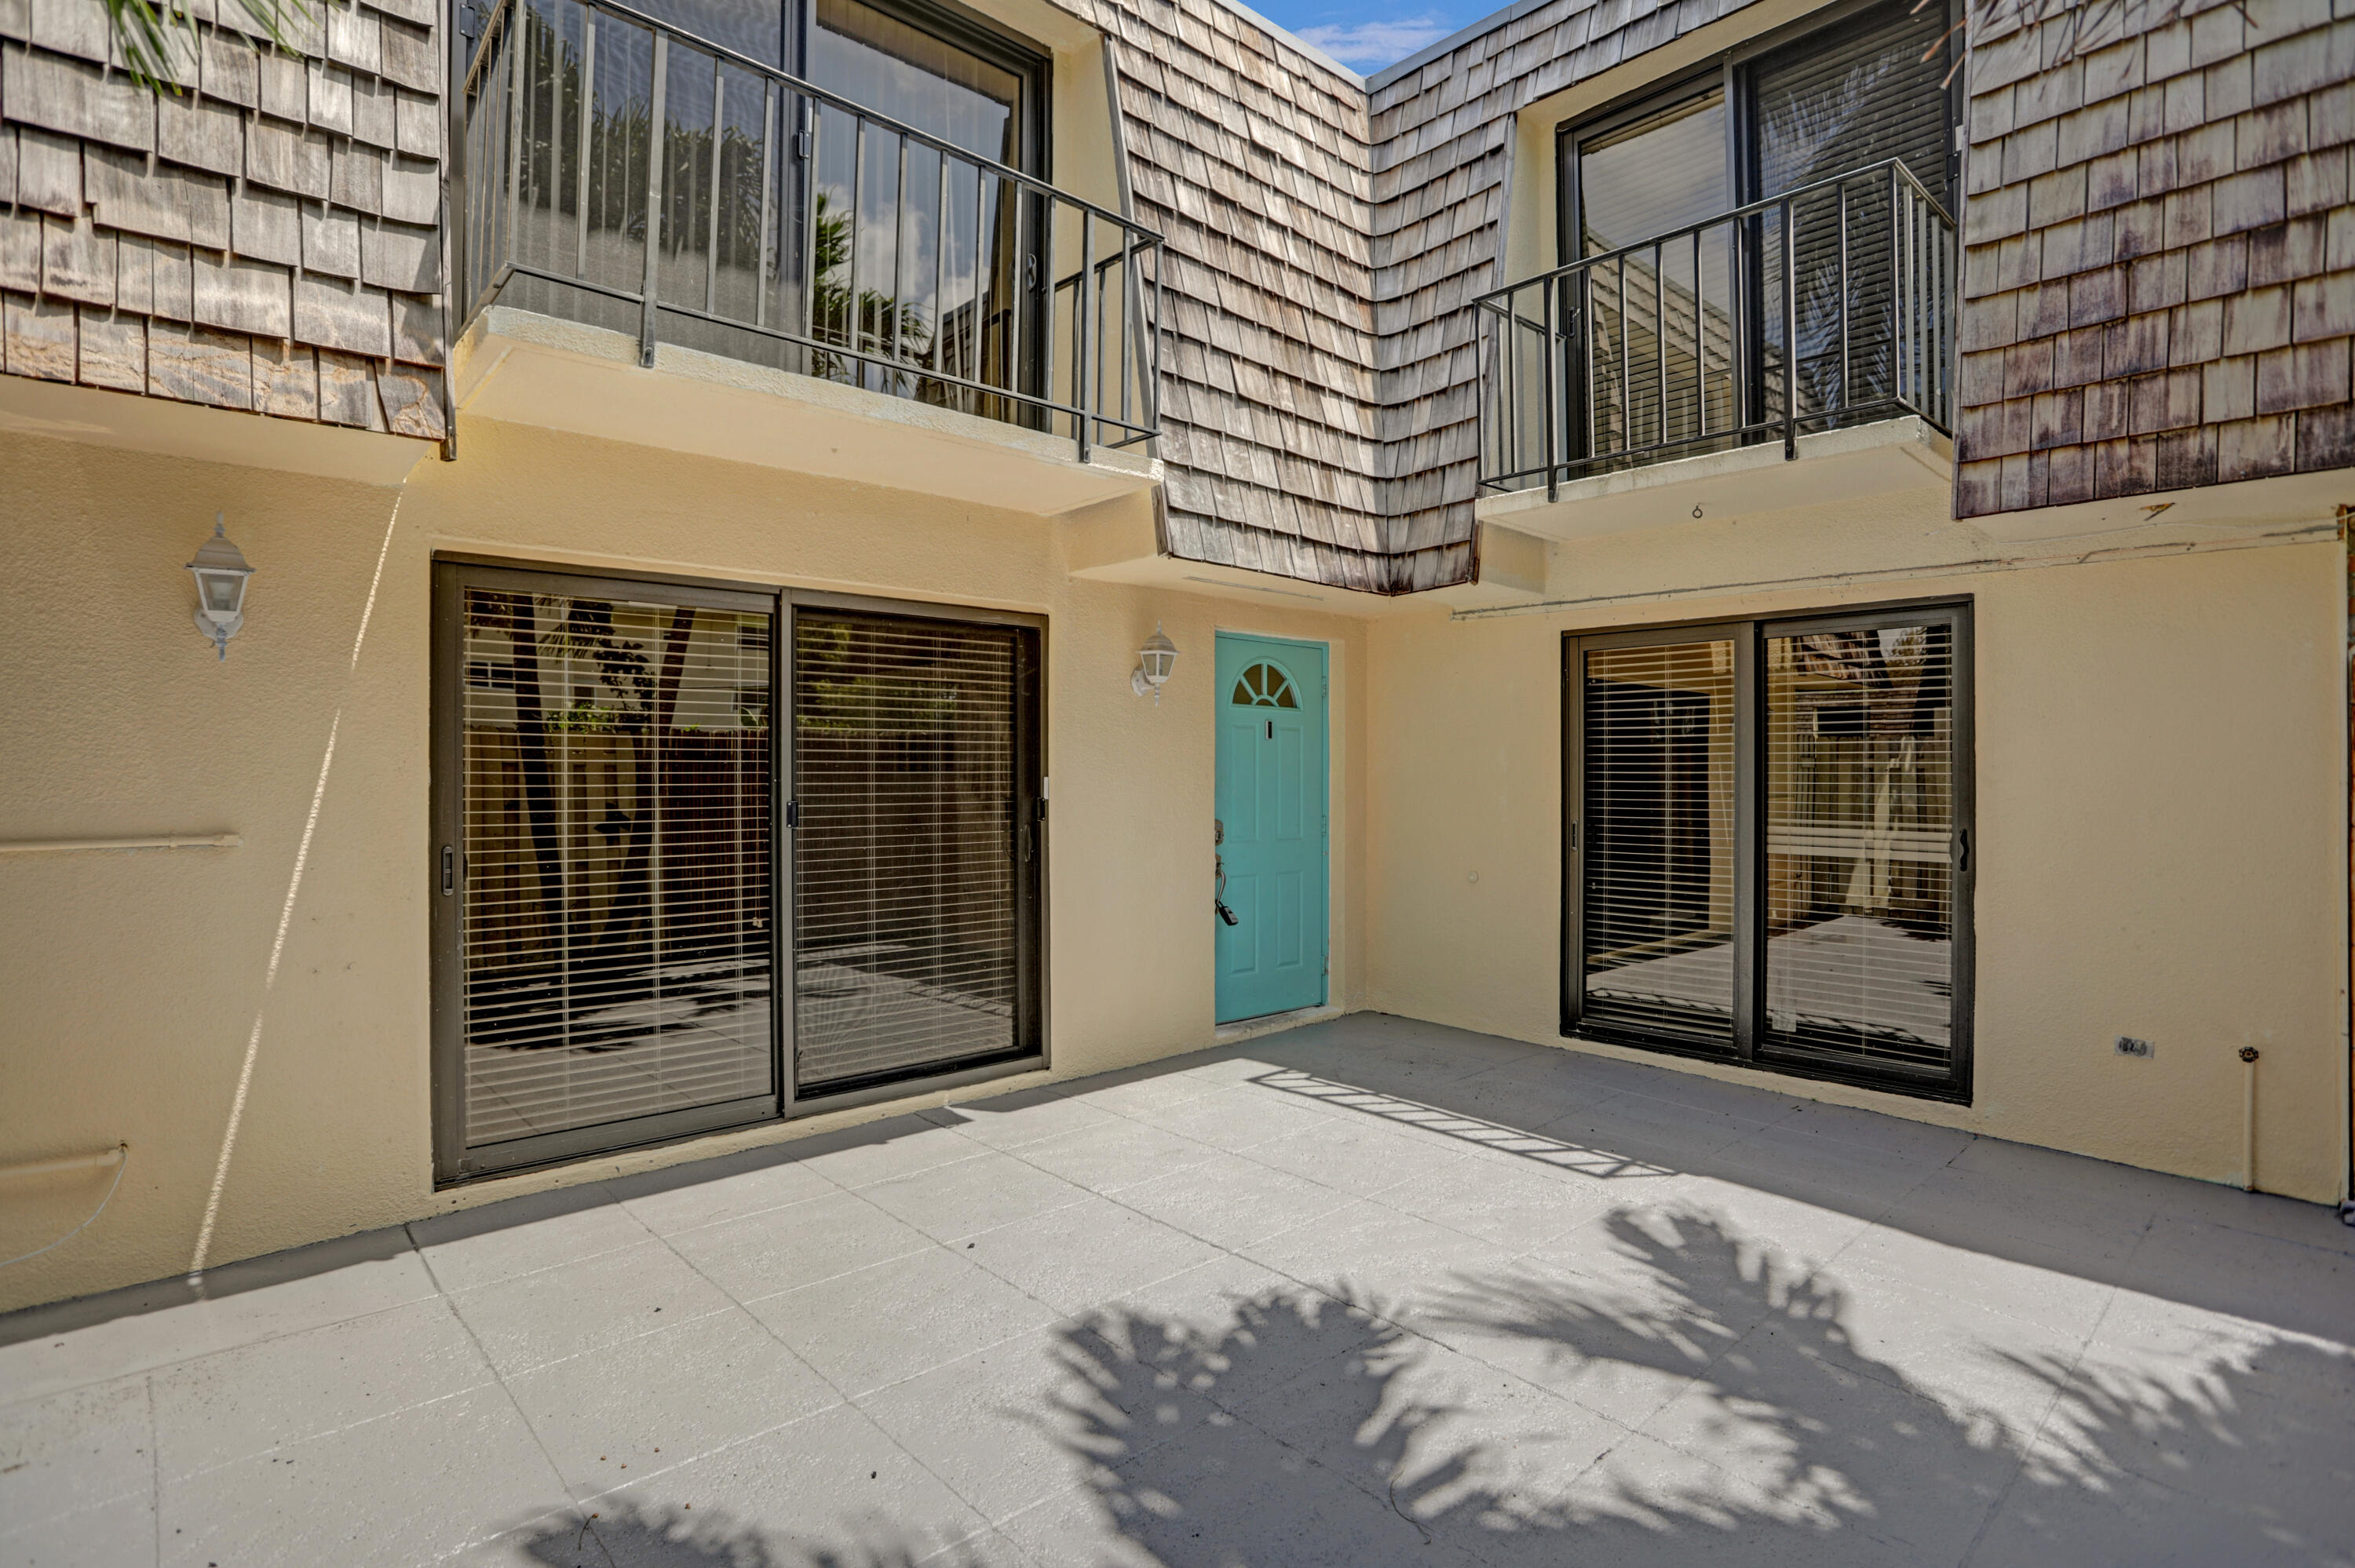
[1762,622,1958,1073]
[458,585,776,1152]
[1570,609,1970,1097]
[1579,639,1740,1049]
[792,608,1037,1096]
[1750,0,1953,418]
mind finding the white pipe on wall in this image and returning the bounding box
[0,835,239,855]
[0,1146,127,1181]
[2240,1046,2261,1192]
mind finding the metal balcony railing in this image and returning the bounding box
[456,0,1163,461]
[1477,159,1956,498]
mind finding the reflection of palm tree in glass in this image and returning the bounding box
[807,191,931,390]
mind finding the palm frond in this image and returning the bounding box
[102,0,313,93]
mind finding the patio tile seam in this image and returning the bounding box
[418,1275,600,1550]
[146,1371,160,1568]
[0,1485,161,1549]
[553,1393,863,1514]
[715,1234,943,1308]
[0,1278,472,1414]
[444,1503,597,1568]
[821,1145,1002,1193]
[448,1295,751,1383]
[1951,1271,2131,1568]
[152,1376,509,1491]
[614,1177,854,1239]
[636,1185,1093,1448]
[1221,1245,1692,1449]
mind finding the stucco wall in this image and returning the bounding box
[0,420,1369,1314]
[1363,512,2347,1203]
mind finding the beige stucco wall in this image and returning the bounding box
[1363,502,2350,1205]
[0,418,1368,1314]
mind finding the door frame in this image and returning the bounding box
[1212,630,1333,1024]
[1561,595,1975,1103]
[429,555,1050,1185]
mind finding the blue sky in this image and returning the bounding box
[1245,3,1481,71]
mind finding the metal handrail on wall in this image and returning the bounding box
[455,0,1163,462]
[1477,159,1956,499]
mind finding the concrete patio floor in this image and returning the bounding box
[5,1012,2353,1566]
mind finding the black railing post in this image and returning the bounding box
[1782,194,1797,461]
[1539,279,1557,501]
[1837,178,1850,416]
[640,31,667,368]
[1075,211,1094,462]
[575,9,596,280]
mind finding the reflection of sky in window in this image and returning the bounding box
[809,0,1020,168]
[641,0,789,65]
[1578,94,1728,255]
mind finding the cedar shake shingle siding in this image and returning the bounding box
[8,0,2351,576]
[0,0,447,439]
[1090,0,1398,591]
[1952,0,2355,513]
[1088,0,1778,592]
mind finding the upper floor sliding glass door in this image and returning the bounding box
[1535,0,1958,476]
[1565,602,1974,1102]
[461,0,1131,442]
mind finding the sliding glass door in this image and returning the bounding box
[1565,603,1973,1099]
[433,563,1045,1182]
[790,604,1043,1097]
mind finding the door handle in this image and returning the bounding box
[440,844,456,896]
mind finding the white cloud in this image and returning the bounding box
[1293,13,1455,69]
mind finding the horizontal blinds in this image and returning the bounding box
[459,586,775,1150]
[1751,0,1952,416]
[794,610,1025,1096]
[1762,621,1957,1074]
[1580,640,1738,1048]
[1751,0,1951,206]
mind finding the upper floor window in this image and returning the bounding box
[621,0,1047,173]
[1557,0,1956,264]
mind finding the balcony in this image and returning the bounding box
[1477,161,1957,540]
[452,0,1162,508]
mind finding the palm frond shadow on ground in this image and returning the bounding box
[509,1202,2352,1566]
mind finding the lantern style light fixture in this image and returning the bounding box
[1130,623,1178,702]
[186,514,255,661]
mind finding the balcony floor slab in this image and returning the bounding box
[454,306,1159,517]
[1477,414,1954,544]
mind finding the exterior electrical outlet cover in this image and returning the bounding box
[2116,1036,2155,1059]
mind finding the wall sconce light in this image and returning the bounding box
[1130,623,1178,703]
[186,514,255,661]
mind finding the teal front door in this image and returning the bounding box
[1214,635,1329,1023]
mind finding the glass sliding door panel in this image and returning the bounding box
[1750,0,1952,420]
[794,610,1027,1096]
[458,585,775,1154]
[801,0,1033,410]
[807,0,1022,165]
[1762,621,1956,1072]
[1579,638,1738,1046]
[1572,91,1736,465]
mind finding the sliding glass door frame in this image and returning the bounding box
[1562,596,1974,1103]
[780,589,1050,1120]
[431,559,1049,1185]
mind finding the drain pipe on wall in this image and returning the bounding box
[2239,1047,2261,1192]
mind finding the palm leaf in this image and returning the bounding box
[102,0,313,93]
